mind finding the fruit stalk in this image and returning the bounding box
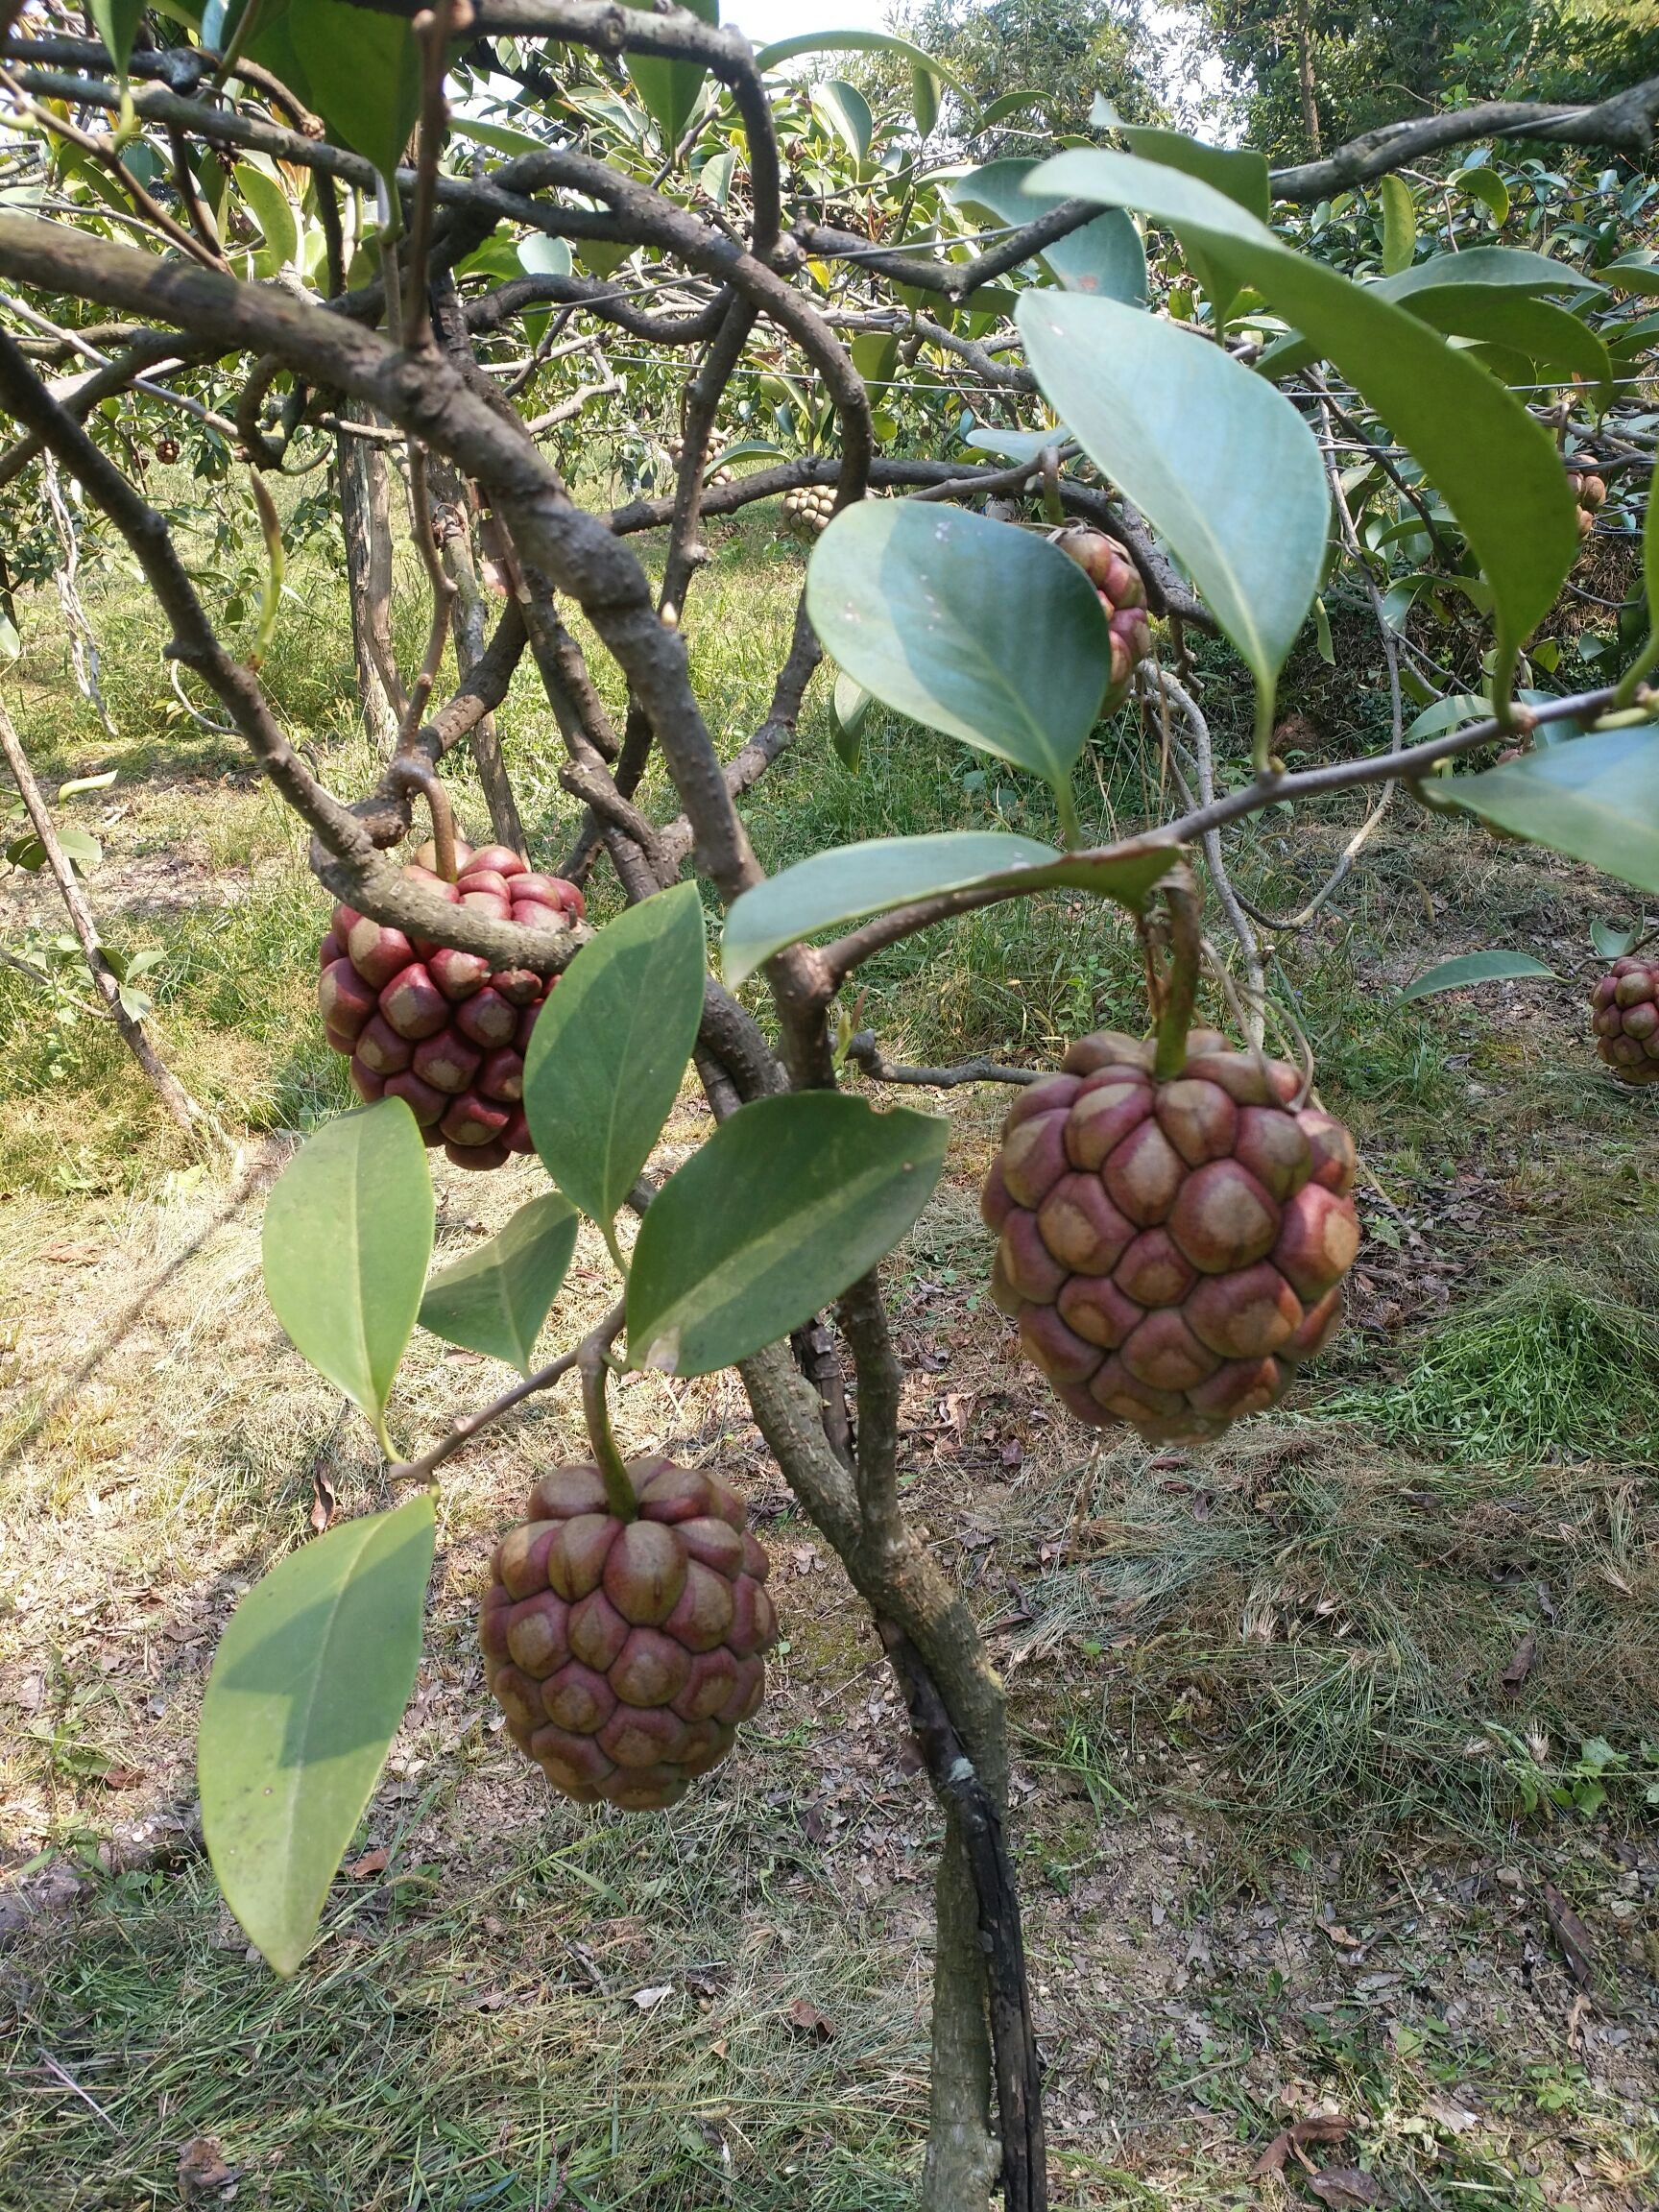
[580,1332,638,1524]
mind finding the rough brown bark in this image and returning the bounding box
[1293,1,1323,158]
[336,401,403,750]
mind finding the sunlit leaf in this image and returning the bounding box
[626,0,716,149]
[627,1094,948,1377]
[1400,950,1555,1000]
[1018,287,1327,740]
[805,500,1113,820]
[523,882,707,1228]
[418,1192,578,1375]
[1379,174,1416,277]
[952,159,1145,304]
[1027,148,1579,702]
[261,1098,433,1449]
[811,80,873,166]
[830,669,872,772]
[200,1494,435,1976]
[722,830,1176,988]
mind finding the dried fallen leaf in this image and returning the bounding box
[1501,1631,1537,1693]
[1423,2094,1478,2134]
[1308,2168,1385,2208]
[631,1984,672,2011]
[1544,1884,1595,1991]
[1250,2114,1351,2178]
[348,1848,389,1880]
[784,1995,834,2041]
[177,2135,236,2200]
[42,1240,106,1265]
[309,1467,338,1534]
[100,1766,146,1791]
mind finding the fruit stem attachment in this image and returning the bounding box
[390,756,458,882]
[1151,867,1202,1081]
[579,1320,636,1522]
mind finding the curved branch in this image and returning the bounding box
[1270,77,1659,202]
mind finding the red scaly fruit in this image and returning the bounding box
[481,1457,778,1810]
[982,1027,1360,1444]
[1054,527,1155,689]
[317,839,585,1168]
[1590,957,1659,1085]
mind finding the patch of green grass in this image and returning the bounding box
[1324,1261,1659,1468]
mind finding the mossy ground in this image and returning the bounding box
[2,504,1656,2208]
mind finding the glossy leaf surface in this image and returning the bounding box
[723,831,1176,988]
[523,881,706,1228]
[261,1099,433,1446]
[628,1095,948,1377]
[200,1493,435,1976]
[805,501,1112,799]
[418,1193,579,1376]
[1018,287,1327,730]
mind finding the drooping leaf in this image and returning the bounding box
[1313,596,1334,664]
[1400,950,1555,1000]
[1115,126,1270,222]
[522,881,707,1229]
[261,1098,433,1449]
[627,1094,948,1377]
[199,1493,435,1976]
[275,0,422,180]
[1027,148,1580,702]
[1405,287,1613,409]
[626,0,717,150]
[1590,918,1643,961]
[1379,174,1416,277]
[977,87,1043,129]
[811,81,873,167]
[233,162,300,278]
[805,501,1112,815]
[1375,246,1601,303]
[754,29,964,100]
[418,1192,578,1375]
[722,830,1176,988]
[1017,287,1328,741]
[951,159,1145,304]
[6,822,103,874]
[1435,725,1659,894]
[830,669,872,772]
[1455,167,1510,226]
[87,0,143,83]
[907,58,939,135]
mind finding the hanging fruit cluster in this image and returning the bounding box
[482,1456,778,1810]
[982,1027,1359,1444]
[319,840,583,1169]
[1054,526,1155,688]
[1591,956,1659,1085]
[665,433,733,489]
[1567,465,1607,542]
[784,482,836,539]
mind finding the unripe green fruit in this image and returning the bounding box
[318,840,584,1170]
[1590,958,1659,1085]
[481,1457,778,1810]
[982,1029,1359,1444]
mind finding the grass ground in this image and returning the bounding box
[2,504,1657,2209]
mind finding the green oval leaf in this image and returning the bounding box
[1405,287,1613,410]
[200,1493,436,1977]
[830,669,872,772]
[269,0,422,180]
[1590,918,1643,961]
[233,161,299,277]
[1027,148,1580,699]
[522,881,707,1228]
[811,80,874,167]
[627,1094,948,1378]
[755,28,964,98]
[1375,246,1601,303]
[951,159,1145,304]
[418,1191,578,1376]
[1379,174,1417,278]
[1400,950,1555,1000]
[1017,287,1328,738]
[805,501,1112,806]
[1435,725,1659,894]
[722,830,1176,989]
[88,0,142,82]
[626,0,716,149]
[1455,167,1510,227]
[909,60,940,136]
[1116,125,1270,222]
[261,1098,434,1450]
